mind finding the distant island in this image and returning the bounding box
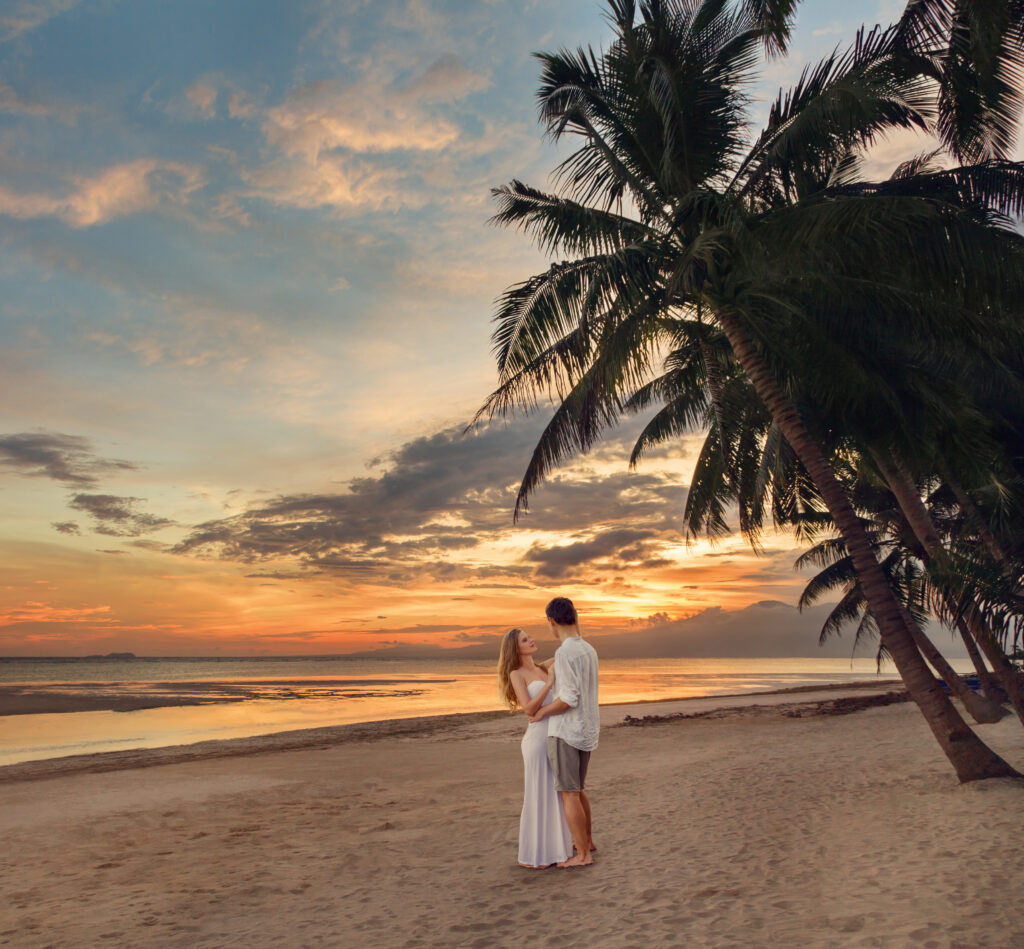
[82,652,137,661]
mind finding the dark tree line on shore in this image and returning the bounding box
[478,0,1024,782]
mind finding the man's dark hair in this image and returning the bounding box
[545,596,578,626]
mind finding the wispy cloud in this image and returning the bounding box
[185,81,218,118]
[0,432,136,486]
[241,53,490,214]
[0,0,79,42]
[0,83,48,115]
[68,494,175,537]
[0,159,205,227]
[0,600,112,627]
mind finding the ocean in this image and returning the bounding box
[0,655,929,767]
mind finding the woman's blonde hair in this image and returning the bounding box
[497,627,524,710]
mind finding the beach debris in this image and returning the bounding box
[619,691,911,726]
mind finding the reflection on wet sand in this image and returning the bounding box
[0,678,452,716]
[0,657,930,767]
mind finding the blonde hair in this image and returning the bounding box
[497,627,525,710]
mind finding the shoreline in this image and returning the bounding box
[0,674,903,717]
[0,679,903,784]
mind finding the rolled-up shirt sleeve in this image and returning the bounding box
[554,651,580,708]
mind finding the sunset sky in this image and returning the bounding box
[0,0,950,657]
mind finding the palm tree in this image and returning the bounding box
[794,476,1009,724]
[478,0,1024,780]
[634,359,1015,725]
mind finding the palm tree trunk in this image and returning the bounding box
[870,452,1007,723]
[716,309,1018,781]
[873,451,1024,725]
[946,475,1009,566]
[956,616,1009,705]
[966,611,1024,727]
[896,602,1005,724]
[697,330,733,476]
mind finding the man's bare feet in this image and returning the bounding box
[556,854,594,868]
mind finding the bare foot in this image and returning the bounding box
[589,841,597,852]
[556,854,594,869]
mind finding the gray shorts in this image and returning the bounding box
[547,736,591,792]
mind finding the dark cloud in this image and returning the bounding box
[451,629,505,644]
[345,601,969,661]
[172,417,689,584]
[630,612,672,628]
[69,494,174,537]
[0,432,137,486]
[361,623,477,635]
[524,528,660,579]
[51,521,80,535]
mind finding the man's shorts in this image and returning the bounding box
[547,736,591,792]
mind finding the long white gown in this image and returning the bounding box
[518,679,574,868]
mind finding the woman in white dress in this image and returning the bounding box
[497,627,574,869]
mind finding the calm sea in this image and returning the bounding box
[0,655,921,767]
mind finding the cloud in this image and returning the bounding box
[524,528,660,579]
[227,91,256,119]
[0,83,48,115]
[0,0,79,42]
[241,54,489,214]
[262,75,462,158]
[401,52,491,103]
[51,521,80,534]
[241,152,421,215]
[588,600,876,659]
[0,432,137,486]
[364,623,477,635]
[68,494,175,537]
[0,600,112,628]
[346,599,967,661]
[185,82,218,118]
[172,416,687,585]
[0,159,205,227]
[630,611,672,628]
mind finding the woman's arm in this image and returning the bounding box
[537,658,554,671]
[529,697,570,722]
[511,670,554,717]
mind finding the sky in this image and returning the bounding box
[0,0,963,658]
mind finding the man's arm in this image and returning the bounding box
[553,650,580,709]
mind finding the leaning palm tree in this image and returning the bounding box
[794,476,1009,724]
[635,281,1024,723]
[477,0,1024,780]
[634,354,1015,725]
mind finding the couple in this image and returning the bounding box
[497,596,599,869]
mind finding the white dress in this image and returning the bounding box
[518,679,574,868]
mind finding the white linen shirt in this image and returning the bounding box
[548,635,599,751]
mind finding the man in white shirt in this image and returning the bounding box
[528,596,599,868]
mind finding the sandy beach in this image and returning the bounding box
[1,686,1022,949]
